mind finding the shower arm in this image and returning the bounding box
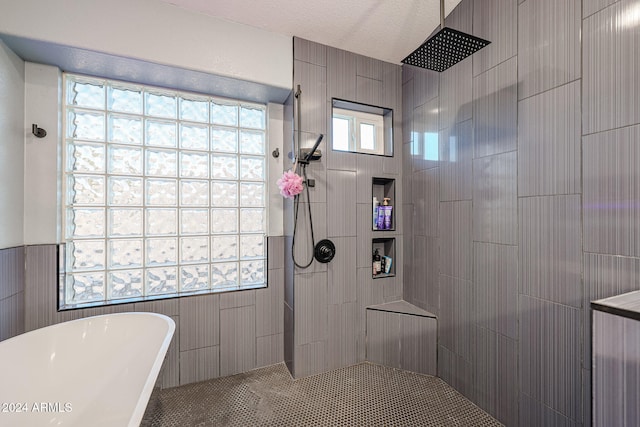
[440,0,445,30]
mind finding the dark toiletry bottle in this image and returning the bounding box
[373,249,382,275]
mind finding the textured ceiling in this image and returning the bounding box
[159,0,463,64]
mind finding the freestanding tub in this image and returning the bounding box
[0,312,175,427]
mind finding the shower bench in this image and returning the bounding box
[365,300,437,375]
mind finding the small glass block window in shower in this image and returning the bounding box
[61,73,268,309]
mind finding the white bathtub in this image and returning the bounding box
[0,312,175,427]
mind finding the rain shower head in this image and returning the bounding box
[401,0,490,72]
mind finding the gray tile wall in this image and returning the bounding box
[288,37,403,378]
[22,237,285,388]
[0,246,25,341]
[402,0,640,424]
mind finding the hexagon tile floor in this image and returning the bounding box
[142,362,503,426]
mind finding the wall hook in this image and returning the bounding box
[272,148,280,158]
[32,124,47,138]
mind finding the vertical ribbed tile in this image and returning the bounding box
[327,237,357,304]
[133,298,179,316]
[327,46,356,100]
[267,236,285,270]
[179,293,220,351]
[446,0,473,33]
[519,295,581,421]
[179,346,219,385]
[356,54,383,80]
[473,151,517,244]
[439,57,472,130]
[402,79,415,145]
[438,345,475,400]
[401,314,437,375]
[413,167,439,237]
[220,289,255,309]
[475,242,518,339]
[583,0,616,18]
[161,316,179,388]
[293,340,327,378]
[583,124,640,257]
[413,66,439,107]
[472,0,517,76]
[413,236,440,316]
[583,253,640,370]
[356,75,383,106]
[475,327,518,426]
[0,292,24,341]
[623,314,640,426]
[256,333,284,368]
[518,0,581,99]
[440,119,473,201]
[518,80,581,196]
[294,272,327,345]
[284,303,294,374]
[256,268,284,337]
[592,310,624,427]
[583,1,640,134]
[402,144,413,204]
[327,302,358,370]
[439,275,474,362]
[356,203,373,269]
[412,97,440,171]
[326,170,356,237]
[519,195,582,307]
[293,202,328,274]
[293,37,326,66]
[220,305,256,376]
[24,244,57,331]
[293,60,326,135]
[382,62,401,112]
[0,246,24,299]
[366,309,401,368]
[473,57,517,158]
[440,201,473,280]
[519,392,578,427]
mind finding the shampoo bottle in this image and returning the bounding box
[382,197,393,230]
[373,197,380,230]
[373,249,382,275]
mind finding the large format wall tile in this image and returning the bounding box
[326,170,356,237]
[439,58,473,131]
[519,195,582,307]
[220,305,256,376]
[473,151,517,245]
[180,293,220,351]
[472,0,517,76]
[412,236,440,315]
[475,327,518,426]
[327,302,358,370]
[294,37,326,66]
[518,81,581,196]
[0,246,24,300]
[583,0,617,19]
[583,124,640,257]
[413,167,439,237]
[438,344,475,400]
[583,1,640,134]
[474,242,518,339]
[179,346,219,386]
[327,237,357,304]
[439,275,474,362]
[440,201,472,280]
[440,119,473,202]
[256,268,284,337]
[519,392,578,427]
[293,60,327,135]
[327,46,356,100]
[519,296,582,422]
[412,97,440,171]
[413,67,439,108]
[518,0,581,99]
[294,271,328,345]
[473,57,517,158]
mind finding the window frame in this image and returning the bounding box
[60,73,269,310]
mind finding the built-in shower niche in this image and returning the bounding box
[372,177,395,231]
[372,237,395,279]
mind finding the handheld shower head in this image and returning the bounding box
[300,134,324,164]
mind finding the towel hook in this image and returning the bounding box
[32,124,47,138]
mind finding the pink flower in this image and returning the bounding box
[277,170,304,199]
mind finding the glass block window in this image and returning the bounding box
[61,74,267,308]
